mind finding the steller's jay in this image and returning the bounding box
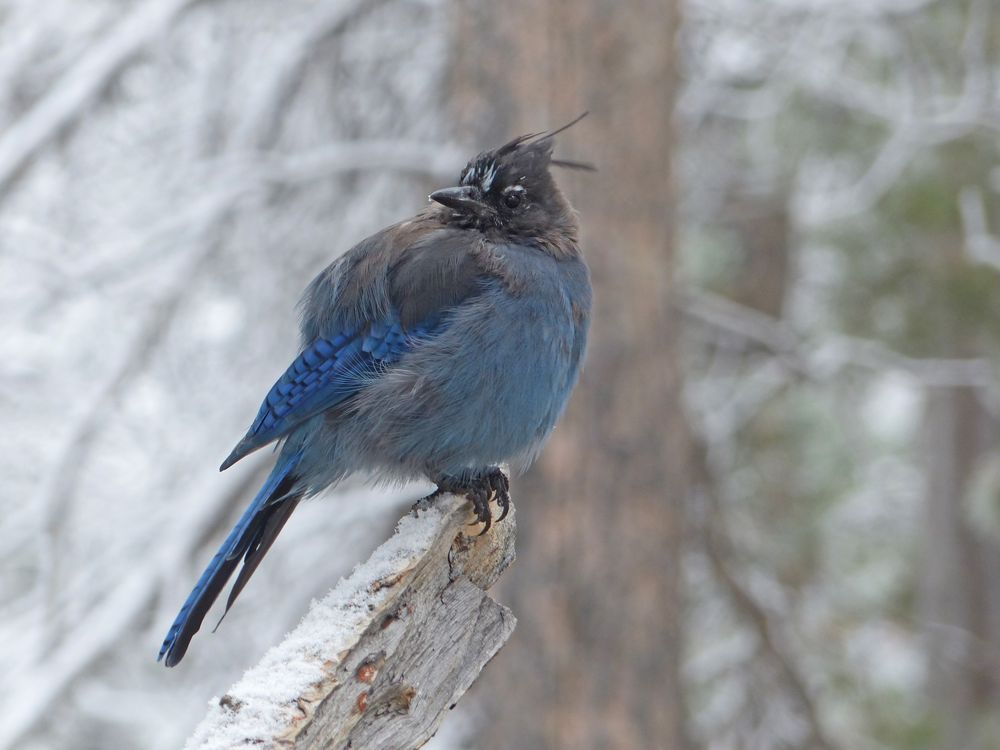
[159,119,592,666]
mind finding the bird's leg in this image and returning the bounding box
[425,468,510,535]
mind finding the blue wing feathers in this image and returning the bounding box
[220,317,423,471]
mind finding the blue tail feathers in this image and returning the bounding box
[158,450,303,667]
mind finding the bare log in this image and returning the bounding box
[184,494,516,750]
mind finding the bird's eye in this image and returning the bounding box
[503,187,524,209]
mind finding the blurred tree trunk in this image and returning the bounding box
[921,385,1000,749]
[723,192,790,319]
[448,1,690,748]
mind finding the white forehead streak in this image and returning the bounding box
[480,162,498,192]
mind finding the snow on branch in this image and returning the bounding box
[0,0,203,204]
[234,0,399,149]
[690,444,832,750]
[0,456,271,750]
[959,185,1000,271]
[185,494,516,750]
[678,287,998,391]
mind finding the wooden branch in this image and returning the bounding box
[184,494,517,750]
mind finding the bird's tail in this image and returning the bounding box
[158,450,304,667]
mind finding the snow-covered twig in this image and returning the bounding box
[253,140,465,186]
[75,139,463,288]
[184,494,516,750]
[690,443,833,750]
[0,456,271,750]
[959,185,1000,271]
[679,287,998,391]
[0,0,203,204]
[235,0,402,149]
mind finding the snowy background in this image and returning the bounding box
[3,0,1000,748]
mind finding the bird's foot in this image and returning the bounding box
[430,468,510,535]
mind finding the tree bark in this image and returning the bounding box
[921,387,997,750]
[448,2,690,747]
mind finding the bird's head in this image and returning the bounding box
[430,114,593,244]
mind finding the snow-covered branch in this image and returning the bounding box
[679,287,998,391]
[0,0,203,204]
[690,445,833,750]
[234,0,403,149]
[0,456,271,750]
[185,494,516,750]
[959,185,1000,271]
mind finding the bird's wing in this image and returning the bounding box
[220,226,488,471]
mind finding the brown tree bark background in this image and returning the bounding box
[447,2,690,747]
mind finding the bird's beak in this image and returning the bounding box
[429,185,484,213]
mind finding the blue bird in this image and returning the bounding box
[159,120,592,666]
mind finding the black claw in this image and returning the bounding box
[476,505,492,536]
[487,469,511,522]
[469,486,492,535]
[495,498,510,522]
[432,468,510,535]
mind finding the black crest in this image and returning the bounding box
[459,112,594,196]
